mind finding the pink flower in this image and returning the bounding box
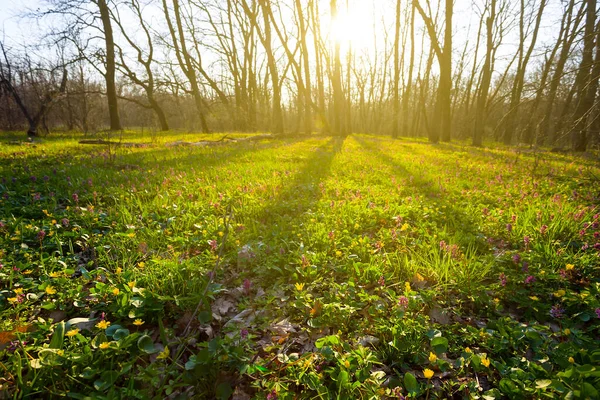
[524,275,536,285]
[398,296,409,308]
[243,279,252,295]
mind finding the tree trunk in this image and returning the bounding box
[97,0,121,131]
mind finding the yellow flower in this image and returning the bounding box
[295,282,305,291]
[99,342,110,349]
[563,328,571,336]
[400,223,409,232]
[335,250,342,257]
[14,288,23,295]
[405,282,411,293]
[57,349,64,356]
[96,320,111,330]
[423,368,434,379]
[133,319,144,326]
[127,232,136,238]
[156,346,170,360]
[112,288,120,296]
[45,286,57,295]
[116,267,122,274]
[554,289,566,298]
[481,357,491,368]
[568,357,575,364]
[565,264,574,271]
[344,359,350,368]
[137,262,145,269]
[128,281,136,289]
[66,328,79,337]
[429,352,438,363]
[529,296,539,301]
[493,298,500,304]
[464,347,472,353]
[49,272,61,278]
[8,297,18,304]
[23,270,32,275]
[218,231,224,237]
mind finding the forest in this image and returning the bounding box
[0,0,600,399]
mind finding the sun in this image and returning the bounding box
[328,3,374,52]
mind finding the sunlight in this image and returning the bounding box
[328,3,374,52]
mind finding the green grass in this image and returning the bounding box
[0,133,599,399]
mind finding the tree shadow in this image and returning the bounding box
[244,136,345,240]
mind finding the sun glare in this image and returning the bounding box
[329,3,374,52]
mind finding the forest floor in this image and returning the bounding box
[1,132,599,399]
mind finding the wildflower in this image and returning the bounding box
[524,275,536,285]
[61,218,69,227]
[398,296,409,308]
[8,297,18,304]
[550,305,565,319]
[335,250,342,257]
[378,275,385,287]
[240,329,248,339]
[405,282,411,293]
[595,308,600,319]
[540,225,548,235]
[295,282,305,291]
[563,328,571,336]
[568,357,575,364]
[529,296,539,301]
[565,264,574,271]
[49,271,61,278]
[96,320,111,330]
[128,281,136,289]
[133,319,144,326]
[423,368,434,379]
[499,273,507,287]
[45,286,57,295]
[72,193,79,203]
[481,356,491,368]
[137,261,145,269]
[116,267,122,274]
[156,346,170,360]
[243,279,252,295]
[37,230,46,241]
[464,347,472,353]
[266,390,278,400]
[554,289,566,298]
[14,288,23,295]
[512,254,521,264]
[344,359,350,368]
[506,223,513,233]
[99,342,110,349]
[66,328,79,337]
[523,236,531,247]
[112,288,120,295]
[429,352,437,363]
[208,239,218,252]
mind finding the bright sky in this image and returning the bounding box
[0,0,567,83]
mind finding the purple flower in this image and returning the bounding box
[243,279,252,295]
[240,329,248,339]
[398,296,409,308]
[521,261,529,272]
[499,273,507,287]
[266,390,278,400]
[595,308,600,319]
[43,175,49,182]
[378,275,385,287]
[550,305,565,319]
[30,176,37,182]
[524,275,536,285]
[37,230,46,241]
[540,225,548,235]
[512,254,521,264]
[523,236,530,247]
[61,218,69,227]
[506,223,513,233]
[72,193,79,203]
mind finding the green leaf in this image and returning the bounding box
[337,370,349,389]
[198,310,212,324]
[49,321,65,349]
[535,379,552,389]
[431,337,448,354]
[215,383,233,400]
[582,383,598,398]
[113,328,130,341]
[137,335,156,354]
[404,372,418,395]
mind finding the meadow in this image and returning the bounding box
[0,132,599,399]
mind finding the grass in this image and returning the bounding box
[0,132,599,399]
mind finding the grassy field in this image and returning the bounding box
[1,133,599,399]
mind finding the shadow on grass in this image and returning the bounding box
[245,136,346,239]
